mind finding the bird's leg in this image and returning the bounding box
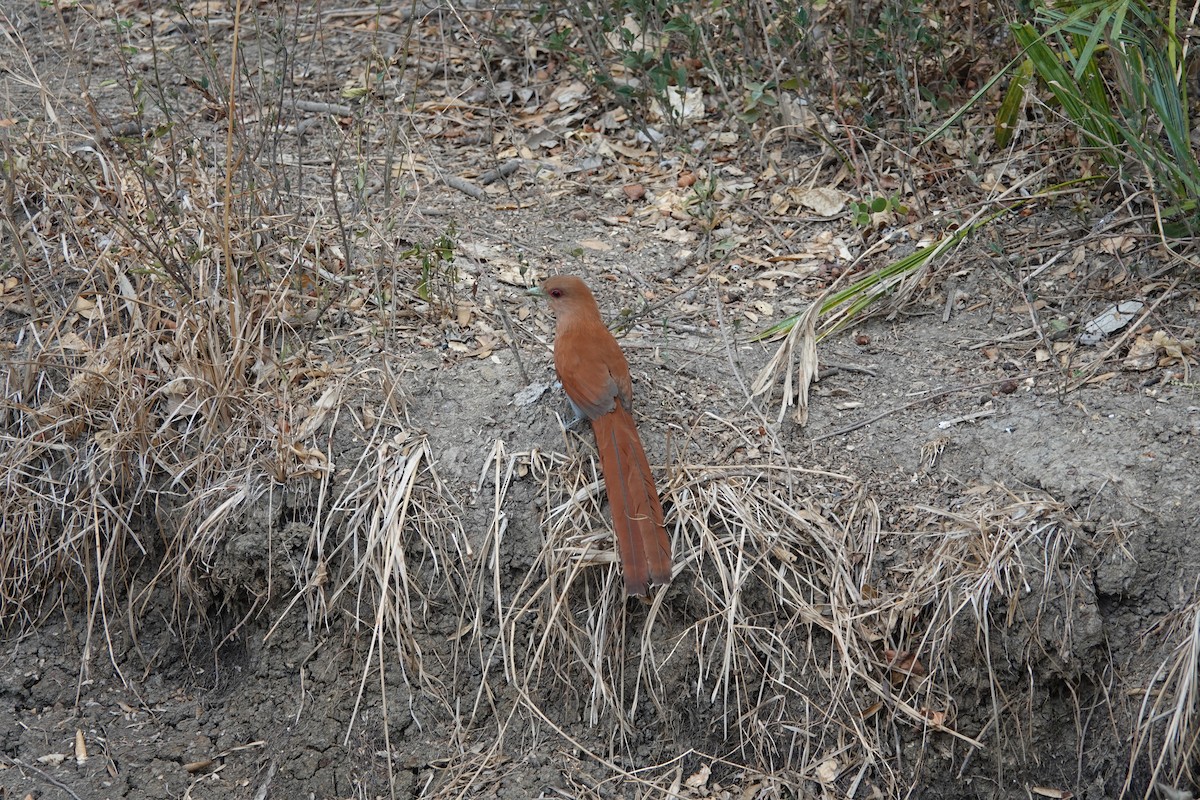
[564,396,588,431]
[550,381,589,430]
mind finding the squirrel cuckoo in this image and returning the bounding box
[529,276,672,596]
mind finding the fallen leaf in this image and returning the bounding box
[813,758,840,784]
[792,187,846,216]
[884,649,927,678]
[289,444,331,476]
[609,141,649,159]
[739,779,765,800]
[651,85,704,122]
[1098,235,1135,255]
[1123,334,1158,371]
[1080,300,1143,345]
[685,763,711,789]
[58,332,92,352]
[1084,371,1118,385]
[659,227,697,244]
[1152,330,1194,365]
[549,80,589,108]
[514,382,549,407]
[920,707,947,726]
[496,265,532,287]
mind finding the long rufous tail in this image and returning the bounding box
[590,406,672,595]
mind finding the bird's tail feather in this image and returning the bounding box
[591,408,672,595]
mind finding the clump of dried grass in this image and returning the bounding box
[460,434,1094,794]
[0,3,463,696]
[0,127,326,642]
[1126,590,1200,799]
[329,429,470,727]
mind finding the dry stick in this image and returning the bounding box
[810,372,1055,442]
[303,156,354,339]
[444,174,484,199]
[491,284,528,384]
[820,361,878,377]
[478,159,523,185]
[1,756,85,800]
[287,98,354,116]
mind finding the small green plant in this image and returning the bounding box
[737,77,800,124]
[541,0,690,132]
[400,223,458,314]
[852,195,907,227]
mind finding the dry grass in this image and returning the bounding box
[1127,591,1200,799]
[454,432,1098,795]
[0,1,451,672]
[310,427,472,800]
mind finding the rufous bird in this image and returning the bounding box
[528,275,672,596]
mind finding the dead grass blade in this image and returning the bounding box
[1126,588,1200,798]
[316,429,470,736]
[750,293,823,425]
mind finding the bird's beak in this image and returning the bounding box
[526,286,546,298]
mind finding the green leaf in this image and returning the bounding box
[1072,4,1114,82]
[995,61,1031,149]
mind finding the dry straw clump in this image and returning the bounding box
[0,133,243,623]
[0,109,461,670]
[0,7,475,779]
[1127,591,1200,798]
[451,437,1099,796]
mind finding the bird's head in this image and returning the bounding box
[527,275,598,319]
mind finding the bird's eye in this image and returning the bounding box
[550,289,563,298]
